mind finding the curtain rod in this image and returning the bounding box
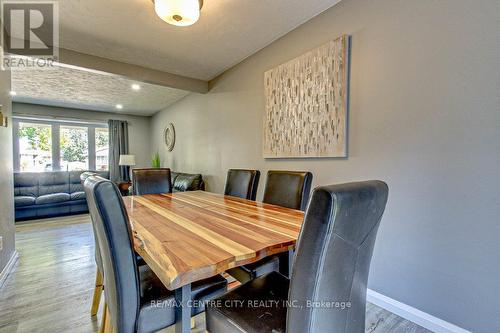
[12,113,113,126]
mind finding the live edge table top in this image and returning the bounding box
[123,190,305,291]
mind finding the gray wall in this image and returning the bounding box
[0,70,16,274]
[13,103,152,168]
[150,0,500,331]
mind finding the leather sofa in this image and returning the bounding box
[14,171,109,221]
[171,171,205,192]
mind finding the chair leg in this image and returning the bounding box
[91,269,104,316]
[191,318,196,329]
[103,304,114,333]
[99,302,107,333]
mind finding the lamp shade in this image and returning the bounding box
[154,0,202,26]
[119,154,136,166]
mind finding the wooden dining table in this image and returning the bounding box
[123,190,305,333]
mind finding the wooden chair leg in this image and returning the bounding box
[91,269,104,316]
[103,304,115,333]
[191,317,196,329]
[99,302,107,333]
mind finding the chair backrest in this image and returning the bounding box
[84,176,140,333]
[80,171,102,270]
[132,168,172,195]
[287,181,389,333]
[224,169,260,200]
[263,170,313,211]
[80,171,97,184]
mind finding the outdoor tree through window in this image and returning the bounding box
[18,122,52,172]
[60,126,89,171]
[15,119,109,172]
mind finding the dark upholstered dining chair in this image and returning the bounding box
[224,169,260,200]
[206,181,389,333]
[84,176,227,333]
[227,170,313,283]
[132,168,172,195]
[263,170,313,211]
[81,171,147,318]
[80,172,104,317]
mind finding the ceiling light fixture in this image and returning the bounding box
[131,84,141,91]
[153,0,203,27]
[9,91,17,96]
[116,104,123,110]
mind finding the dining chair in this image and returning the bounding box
[84,175,227,333]
[227,170,313,283]
[82,172,149,318]
[132,168,172,195]
[206,180,389,333]
[80,172,104,317]
[263,170,313,210]
[224,169,260,200]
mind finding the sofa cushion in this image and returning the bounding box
[69,171,84,193]
[171,172,204,192]
[171,172,178,183]
[36,193,70,205]
[14,170,109,221]
[14,173,39,197]
[39,172,70,195]
[15,196,36,207]
[70,191,86,201]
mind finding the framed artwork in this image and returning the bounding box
[263,35,350,158]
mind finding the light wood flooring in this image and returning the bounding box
[0,215,432,333]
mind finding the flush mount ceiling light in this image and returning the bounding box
[131,83,141,91]
[115,104,123,110]
[153,0,204,27]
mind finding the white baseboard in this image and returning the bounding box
[367,289,472,333]
[0,251,19,289]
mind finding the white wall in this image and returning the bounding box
[150,0,500,331]
[13,102,152,168]
[0,70,15,274]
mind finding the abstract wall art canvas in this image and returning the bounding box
[263,35,350,158]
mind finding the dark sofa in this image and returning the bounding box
[171,171,205,192]
[14,171,109,221]
[128,171,205,195]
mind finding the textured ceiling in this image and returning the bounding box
[58,0,342,80]
[11,66,189,116]
[10,0,342,115]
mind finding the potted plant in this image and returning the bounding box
[151,152,161,168]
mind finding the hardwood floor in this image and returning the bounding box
[0,215,432,333]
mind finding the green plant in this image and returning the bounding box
[151,152,161,168]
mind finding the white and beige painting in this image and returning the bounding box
[263,35,350,158]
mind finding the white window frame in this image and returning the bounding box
[13,117,108,172]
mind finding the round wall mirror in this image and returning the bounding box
[164,123,176,151]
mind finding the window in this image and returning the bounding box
[14,119,109,172]
[60,125,89,171]
[95,127,109,171]
[17,122,52,172]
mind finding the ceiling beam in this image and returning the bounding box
[58,48,208,93]
[6,40,208,93]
